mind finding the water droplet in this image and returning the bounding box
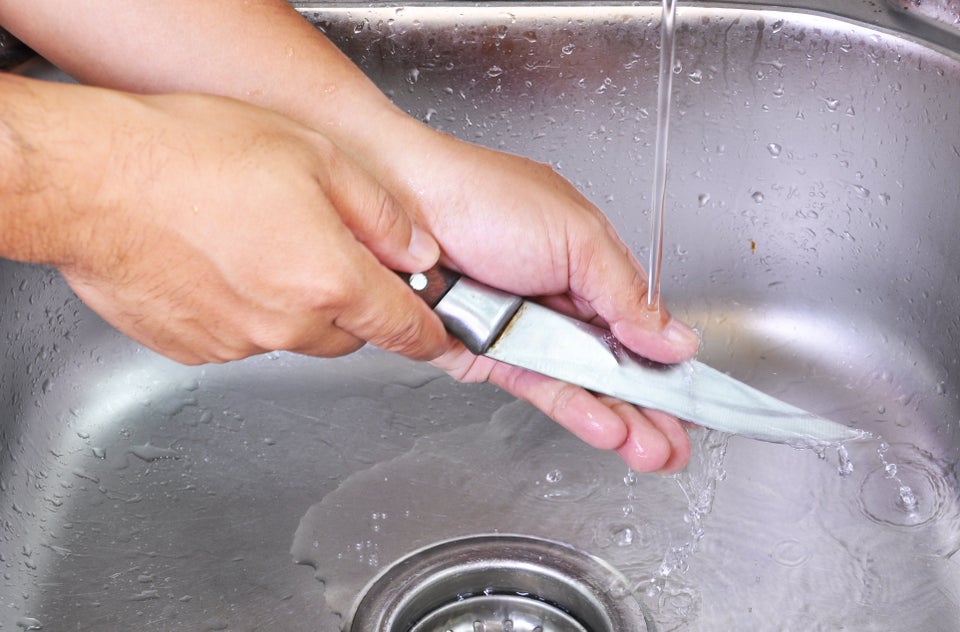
[561,43,576,55]
[837,445,854,477]
[766,143,782,158]
[771,19,784,33]
[898,485,919,512]
[406,67,420,84]
[751,191,765,203]
[486,65,504,78]
[854,185,871,198]
[687,69,702,84]
[129,443,178,462]
[127,589,159,602]
[545,469,563,483]
[824,97,840,112]
[613,526,635,546]
[697,193,711,207]
[16,617,43,630]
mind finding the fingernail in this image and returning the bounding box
[407,225,440,269]
[664,319,701,350]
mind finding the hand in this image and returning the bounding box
[367,123,701,473]
[2,77,449,364]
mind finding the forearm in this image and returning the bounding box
[0,73,127,267]
[0,0,410,159]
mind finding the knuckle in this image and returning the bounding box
[367,187,404,238]
[546,382,581,419]
[375,315,432,358]
[249,327,297,354]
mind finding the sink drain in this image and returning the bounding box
[410,595,587,632]
[348,535,647,632]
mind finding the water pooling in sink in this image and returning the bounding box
[291,402,732,629]
[292,398,960,629]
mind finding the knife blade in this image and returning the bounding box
[403,267,865,446]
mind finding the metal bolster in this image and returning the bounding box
[433,277,522,355]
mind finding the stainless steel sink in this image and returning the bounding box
[3,1,960,629]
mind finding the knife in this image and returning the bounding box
[402,267,866,446]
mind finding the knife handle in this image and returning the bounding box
[399,266,522,355]
[397,266,462,308]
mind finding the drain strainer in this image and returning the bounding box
[409,595,587,631]
[348,535,647,632]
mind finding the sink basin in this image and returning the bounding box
[3,1,960,629]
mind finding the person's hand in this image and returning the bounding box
[362,121,702,473]
[1,76,449,364]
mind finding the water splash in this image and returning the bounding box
[637,429,729,627]
[858,441,947,527]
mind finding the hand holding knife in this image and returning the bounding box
[402,266,865,446]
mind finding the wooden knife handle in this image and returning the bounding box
[398,266,462,308]
[398,265,522,355]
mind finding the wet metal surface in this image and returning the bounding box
[2,2,960,629]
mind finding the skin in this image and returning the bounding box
[0,0,700,472]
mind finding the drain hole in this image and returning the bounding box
[412,595,587,632]
[348,535,647,632]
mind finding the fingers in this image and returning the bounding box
[433,345,691,473]
[330,254,450,361]
[607,400,691,474]
[565,212,701,365]
[318,142,440,273]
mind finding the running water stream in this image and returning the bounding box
[646,0,678,309]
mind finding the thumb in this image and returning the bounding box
[567,215,701,364]
[321,148,440,273]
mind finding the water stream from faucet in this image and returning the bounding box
[645,0,678,309]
